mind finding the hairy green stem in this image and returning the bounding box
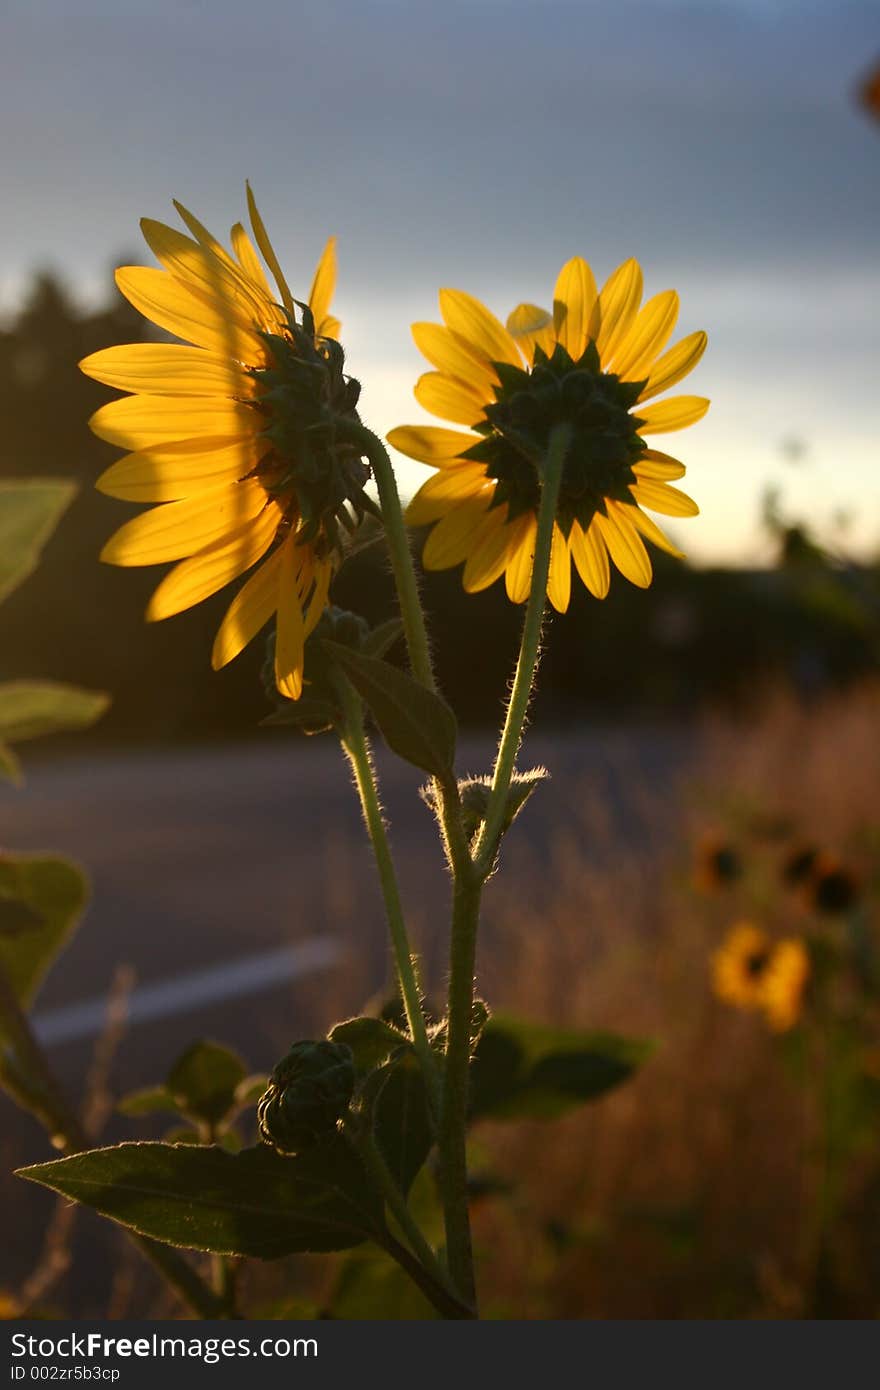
[439,424,572,1306]
[472,424,572,879]
[337,679,440,1114]
[437,869,482,1306]
[345,1118,468,1315]
[0,963,225,1319]
[337,420,473,882]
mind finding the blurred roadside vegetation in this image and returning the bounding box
[1,270,878,744]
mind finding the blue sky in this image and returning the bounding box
[3,0,879,561]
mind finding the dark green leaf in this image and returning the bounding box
[17,1138,384,1258]
[166,1041,248,1126]
[361,618,404,661]
[372,1050,434,1195]
[0,681,109,745]
[322,642,457,777]
[470,1015,654,1122]
[0,854,87,1036]
[117,1086,178,1119]
[0,480,76,605]
[329,1016,408,1076]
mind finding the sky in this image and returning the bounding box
[3,0,879,563]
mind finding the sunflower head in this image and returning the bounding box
[760,939,810,1033]
[79,186,365,700]
[712,923,774,1012]
[389,256,708,610]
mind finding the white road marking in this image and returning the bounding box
[31,939,341,1046]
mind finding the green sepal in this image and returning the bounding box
[16,1137,384,1258]
[469,1015,654,1122]
[321,642,457,778]
[0,854,88,1038]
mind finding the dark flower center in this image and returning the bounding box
[745,950,770,979]
[463,340,648,537]
[251,307,371,558]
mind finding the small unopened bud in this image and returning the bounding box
[258,1040,355,1155]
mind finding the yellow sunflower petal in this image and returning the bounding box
[212,547,283,670]
[320,314,341,341]
[438,289,522,368]
[414,372,488,427]
[246,182,295,317]
[96,437,267,502]
[571,519,611,599]
[552,257,598,361]
[412,323,500,393]
[504,514,537,603]
[639,330,707,402]
[230,222,274,298]
[115,266,266,362]
[633,450,687,482]
[303,557,332,639]
[100,479,269,566]
[146,505,281,620]
[386,425,480,465]
[610,290,679,382]
[422,496,494,570]
[89,394,258,450]
[630,479,699,517]
[636,396,710,434]
[140,219,268,325]
[274,535,306,699]
[594,506,652,588]
[406,465,490,526]
[462,508,511,592]
[628,506,686,559]
[506,303,555,364]
[595,258,643,366]
[79,344,256,399]
[546,524,572,612]
[308,237,337,336]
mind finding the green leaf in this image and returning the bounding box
[470,1015,654,1122]
[0,743,22,786]
[361,618,404,661]
[331,1244,439,1319]
[322,642,457,777]
[234,1073,269,1108]
[0,480,77,605]
[117,1086,178,1119]
[17,1137,384,1258]
[329,1015,408,1076]
[0,854,88,1035]
[373,1050,433,1195]
[0,681,109,746]
[166,1041,248,1126]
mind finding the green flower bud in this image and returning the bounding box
[257,1040,355,1155]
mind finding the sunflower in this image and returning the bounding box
[387,257,708,607]
[712,924,810,1032]
[760,939,810,1033]
[712,923,774,1013]
[80,187,369,699]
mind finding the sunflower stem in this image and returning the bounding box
[337,678,440,1117]
[472,424,571,880]
[0,963,226,1319]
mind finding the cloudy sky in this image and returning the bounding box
[3,0,878,562]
